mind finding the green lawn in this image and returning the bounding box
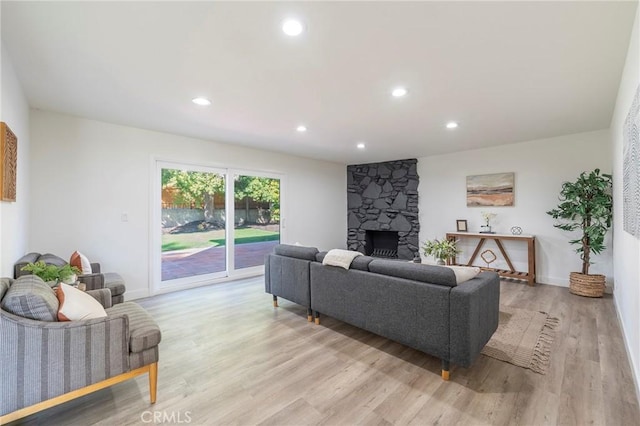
[162,228,280,252]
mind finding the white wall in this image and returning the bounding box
[29,110,346,299]
[0,43,30,277]
[418,129,612,286]
[610,6,640,399]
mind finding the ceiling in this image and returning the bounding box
[1,1,637,165]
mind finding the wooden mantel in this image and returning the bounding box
[445,232,536,286]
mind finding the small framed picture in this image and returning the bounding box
[456,219,468,232]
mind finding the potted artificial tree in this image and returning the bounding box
[546,169,613,297]
[422,238,460,265]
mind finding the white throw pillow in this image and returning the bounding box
[56,283,107,321]
[70,251,92,274]
[445,265,481,284]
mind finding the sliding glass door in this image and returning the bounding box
[233,174,281,270]
[160,165,227,282]
[155,162,282,291]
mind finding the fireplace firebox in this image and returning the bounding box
[365,231,399,258]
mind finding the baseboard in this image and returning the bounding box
[534,276,614,294]
[534,275,569,287]
[124,288,150,301]
[613,292,640,409]
[149,270,264,297]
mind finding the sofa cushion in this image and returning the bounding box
[368,259,457,287]
[107,302,161,353]
[38,253,68,267]
[0,275,59,321]
[316,251,328,262]
[350,256,375,271]
[274,244,319,261]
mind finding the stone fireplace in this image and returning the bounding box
[347,159,419,260]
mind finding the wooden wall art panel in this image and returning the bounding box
[1,122,17,202]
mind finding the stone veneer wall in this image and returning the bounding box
[347,159,419,259]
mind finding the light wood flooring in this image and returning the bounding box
[9,277,640,426]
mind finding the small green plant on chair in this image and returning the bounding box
[21,261,81,284]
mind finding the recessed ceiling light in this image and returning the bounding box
[192,97,211,106]
[446,121,459,129]
[296,125,307,132]
[282,19,304,36]
[357,143,366,149]
[391,87,408,98]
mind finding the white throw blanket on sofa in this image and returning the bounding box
[323,249,363,270]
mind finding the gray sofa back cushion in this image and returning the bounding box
[274,244,319,261]
[0,275,59,321]
[349,255,374,271]
[38,253,68,267]
[316,251,327,263]
[316,251,374,271]
[368,259,457,287]
[14,252,67,279]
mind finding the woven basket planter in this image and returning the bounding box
[569,272,605,298]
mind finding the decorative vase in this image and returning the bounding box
[436,258,446,265]
[569,272,605,297]
[480,225,492,233]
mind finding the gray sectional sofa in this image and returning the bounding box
[265,244,500,380]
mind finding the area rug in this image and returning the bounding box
[481,306,559,374]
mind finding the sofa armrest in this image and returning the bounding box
[86,288,113,309]
[265,254,312,307]
[0,309,130,416]
[448,271,500,367]
[78,273,105,290]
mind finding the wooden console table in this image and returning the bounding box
[445,232,536,286]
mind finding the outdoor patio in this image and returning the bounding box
[161,240,279,281]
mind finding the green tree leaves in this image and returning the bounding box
[162,170,280,221]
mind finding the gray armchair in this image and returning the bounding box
[0,276,160,423]
[14,252,126,305]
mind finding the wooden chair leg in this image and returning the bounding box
[149,362,158,403]
[273,295,278,307]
